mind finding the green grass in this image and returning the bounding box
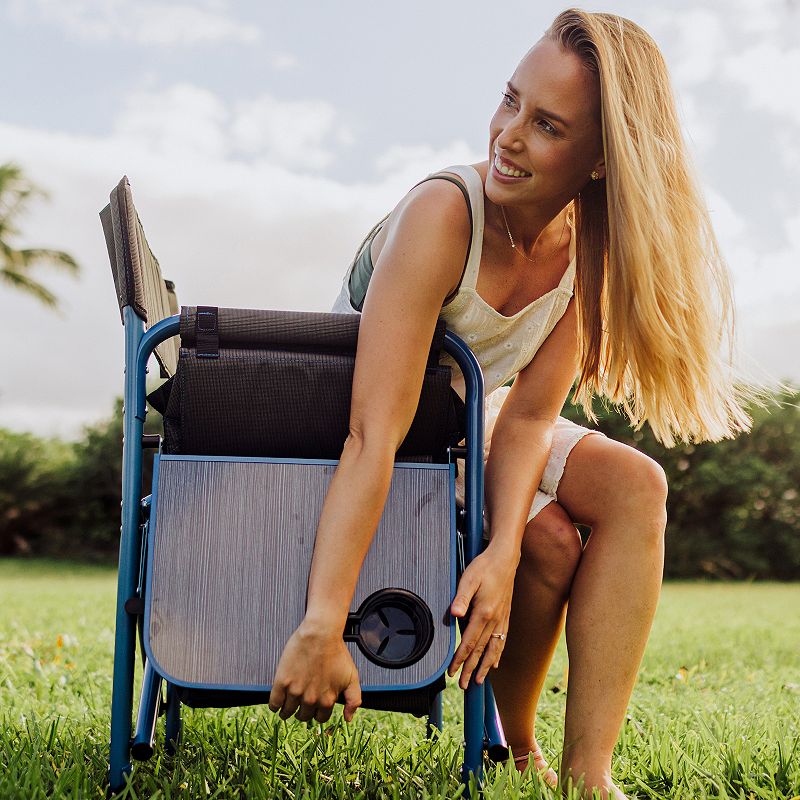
[1,560,798,799]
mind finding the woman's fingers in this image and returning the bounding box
[457,620,497,688]
[449,611,493,685]
[450,570,479,618]
[296,696,319,723]
[313,693,338,724]
[342,680,362,723]
[475,635,505,684]
[278,688,302,720]
[268,684,286,715]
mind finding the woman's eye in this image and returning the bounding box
[501,92,516,108]
[539,120,557,136]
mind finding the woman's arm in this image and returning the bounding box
[448,297,580,687]
[268,179,471,724]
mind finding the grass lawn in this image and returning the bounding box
[0,559,798,799]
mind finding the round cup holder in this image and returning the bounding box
[343,589,434,669]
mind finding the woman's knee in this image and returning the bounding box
[595,448,669,540]
[617,450,668,520]
[520,501,583,594]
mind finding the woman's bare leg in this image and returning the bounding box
[490,500,583,786]
[554,434,668,799]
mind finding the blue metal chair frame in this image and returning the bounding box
[108,306,507,795]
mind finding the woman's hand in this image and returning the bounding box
[448,546,519,689]
[268,620,362,724]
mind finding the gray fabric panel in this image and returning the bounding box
[101,176,178,375]
[100,204,124,324]
[148,458,453,689]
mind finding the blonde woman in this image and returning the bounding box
[269,9,753,798]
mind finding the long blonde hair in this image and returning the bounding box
[546,9,756,445]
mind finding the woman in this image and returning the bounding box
[268,9,753,798]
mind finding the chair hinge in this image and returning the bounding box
[125,596,145,616]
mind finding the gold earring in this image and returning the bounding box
[591,170,601,180]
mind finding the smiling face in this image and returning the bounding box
[487,37,605,210]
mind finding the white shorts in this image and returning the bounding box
[454,386,606,533]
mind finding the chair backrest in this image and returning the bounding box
[100,176,178,377]
[150,305,464,462]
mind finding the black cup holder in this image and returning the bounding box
[343,589,434,669]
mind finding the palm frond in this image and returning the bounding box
[16,248,80,274]
[0,162,79,310]
[0,267,58,307]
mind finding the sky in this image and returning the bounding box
[0,0,798,438]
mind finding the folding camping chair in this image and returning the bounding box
[100,176,510,796]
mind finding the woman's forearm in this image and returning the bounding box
[483,415,555,562]
[303,433,396,632]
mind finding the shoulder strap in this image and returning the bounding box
[348,171,476,313]
[410,173,473,304]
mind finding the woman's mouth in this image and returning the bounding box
[493,154,532,179]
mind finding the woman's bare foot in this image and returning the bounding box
[559,767,627,799]
[510,740,558,789]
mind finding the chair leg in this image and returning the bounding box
[461,680,485,797]
[426,690,443,736]
[482,679,510,762]
[131,659,162,761]
[107,571,139,792]
[164,682,182,756]
[109,317,147,794]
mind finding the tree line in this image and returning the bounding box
[1,389,798,578]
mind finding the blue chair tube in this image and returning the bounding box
[108,311,180,792]
[426,691,443,736]
[131,659,163,761]
[443,332,485,795]
[164,682,182,756]
[483,679,510,762]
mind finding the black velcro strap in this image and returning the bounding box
[196,306,219,358]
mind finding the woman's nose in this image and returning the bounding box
[495,118,524,151]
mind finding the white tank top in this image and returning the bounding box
[331,164,576,400]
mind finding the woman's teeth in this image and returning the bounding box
[494,155,531,178]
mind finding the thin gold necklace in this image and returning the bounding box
[500,205,568,263]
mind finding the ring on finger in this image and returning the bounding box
[491,632,506,641]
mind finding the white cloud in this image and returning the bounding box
[5,0,260,46]
[662,8,726,88]
[674,92,715,157]
[114,84,229,159]
[269,52,299,71]
[374,142,484,188]
[725,0,794,36]
[722,42,800,126]
[701,185,800,320]
[231,95,354,169]
[112,84,355,170]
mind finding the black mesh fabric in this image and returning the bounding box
[176,673,446,717]
[152,307,464,461]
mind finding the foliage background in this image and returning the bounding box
[2,388,799,577]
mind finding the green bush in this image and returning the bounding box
[0,399,160,560]
[1,388,799,577]
[562,387,800,579]
[0,430,74,556]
